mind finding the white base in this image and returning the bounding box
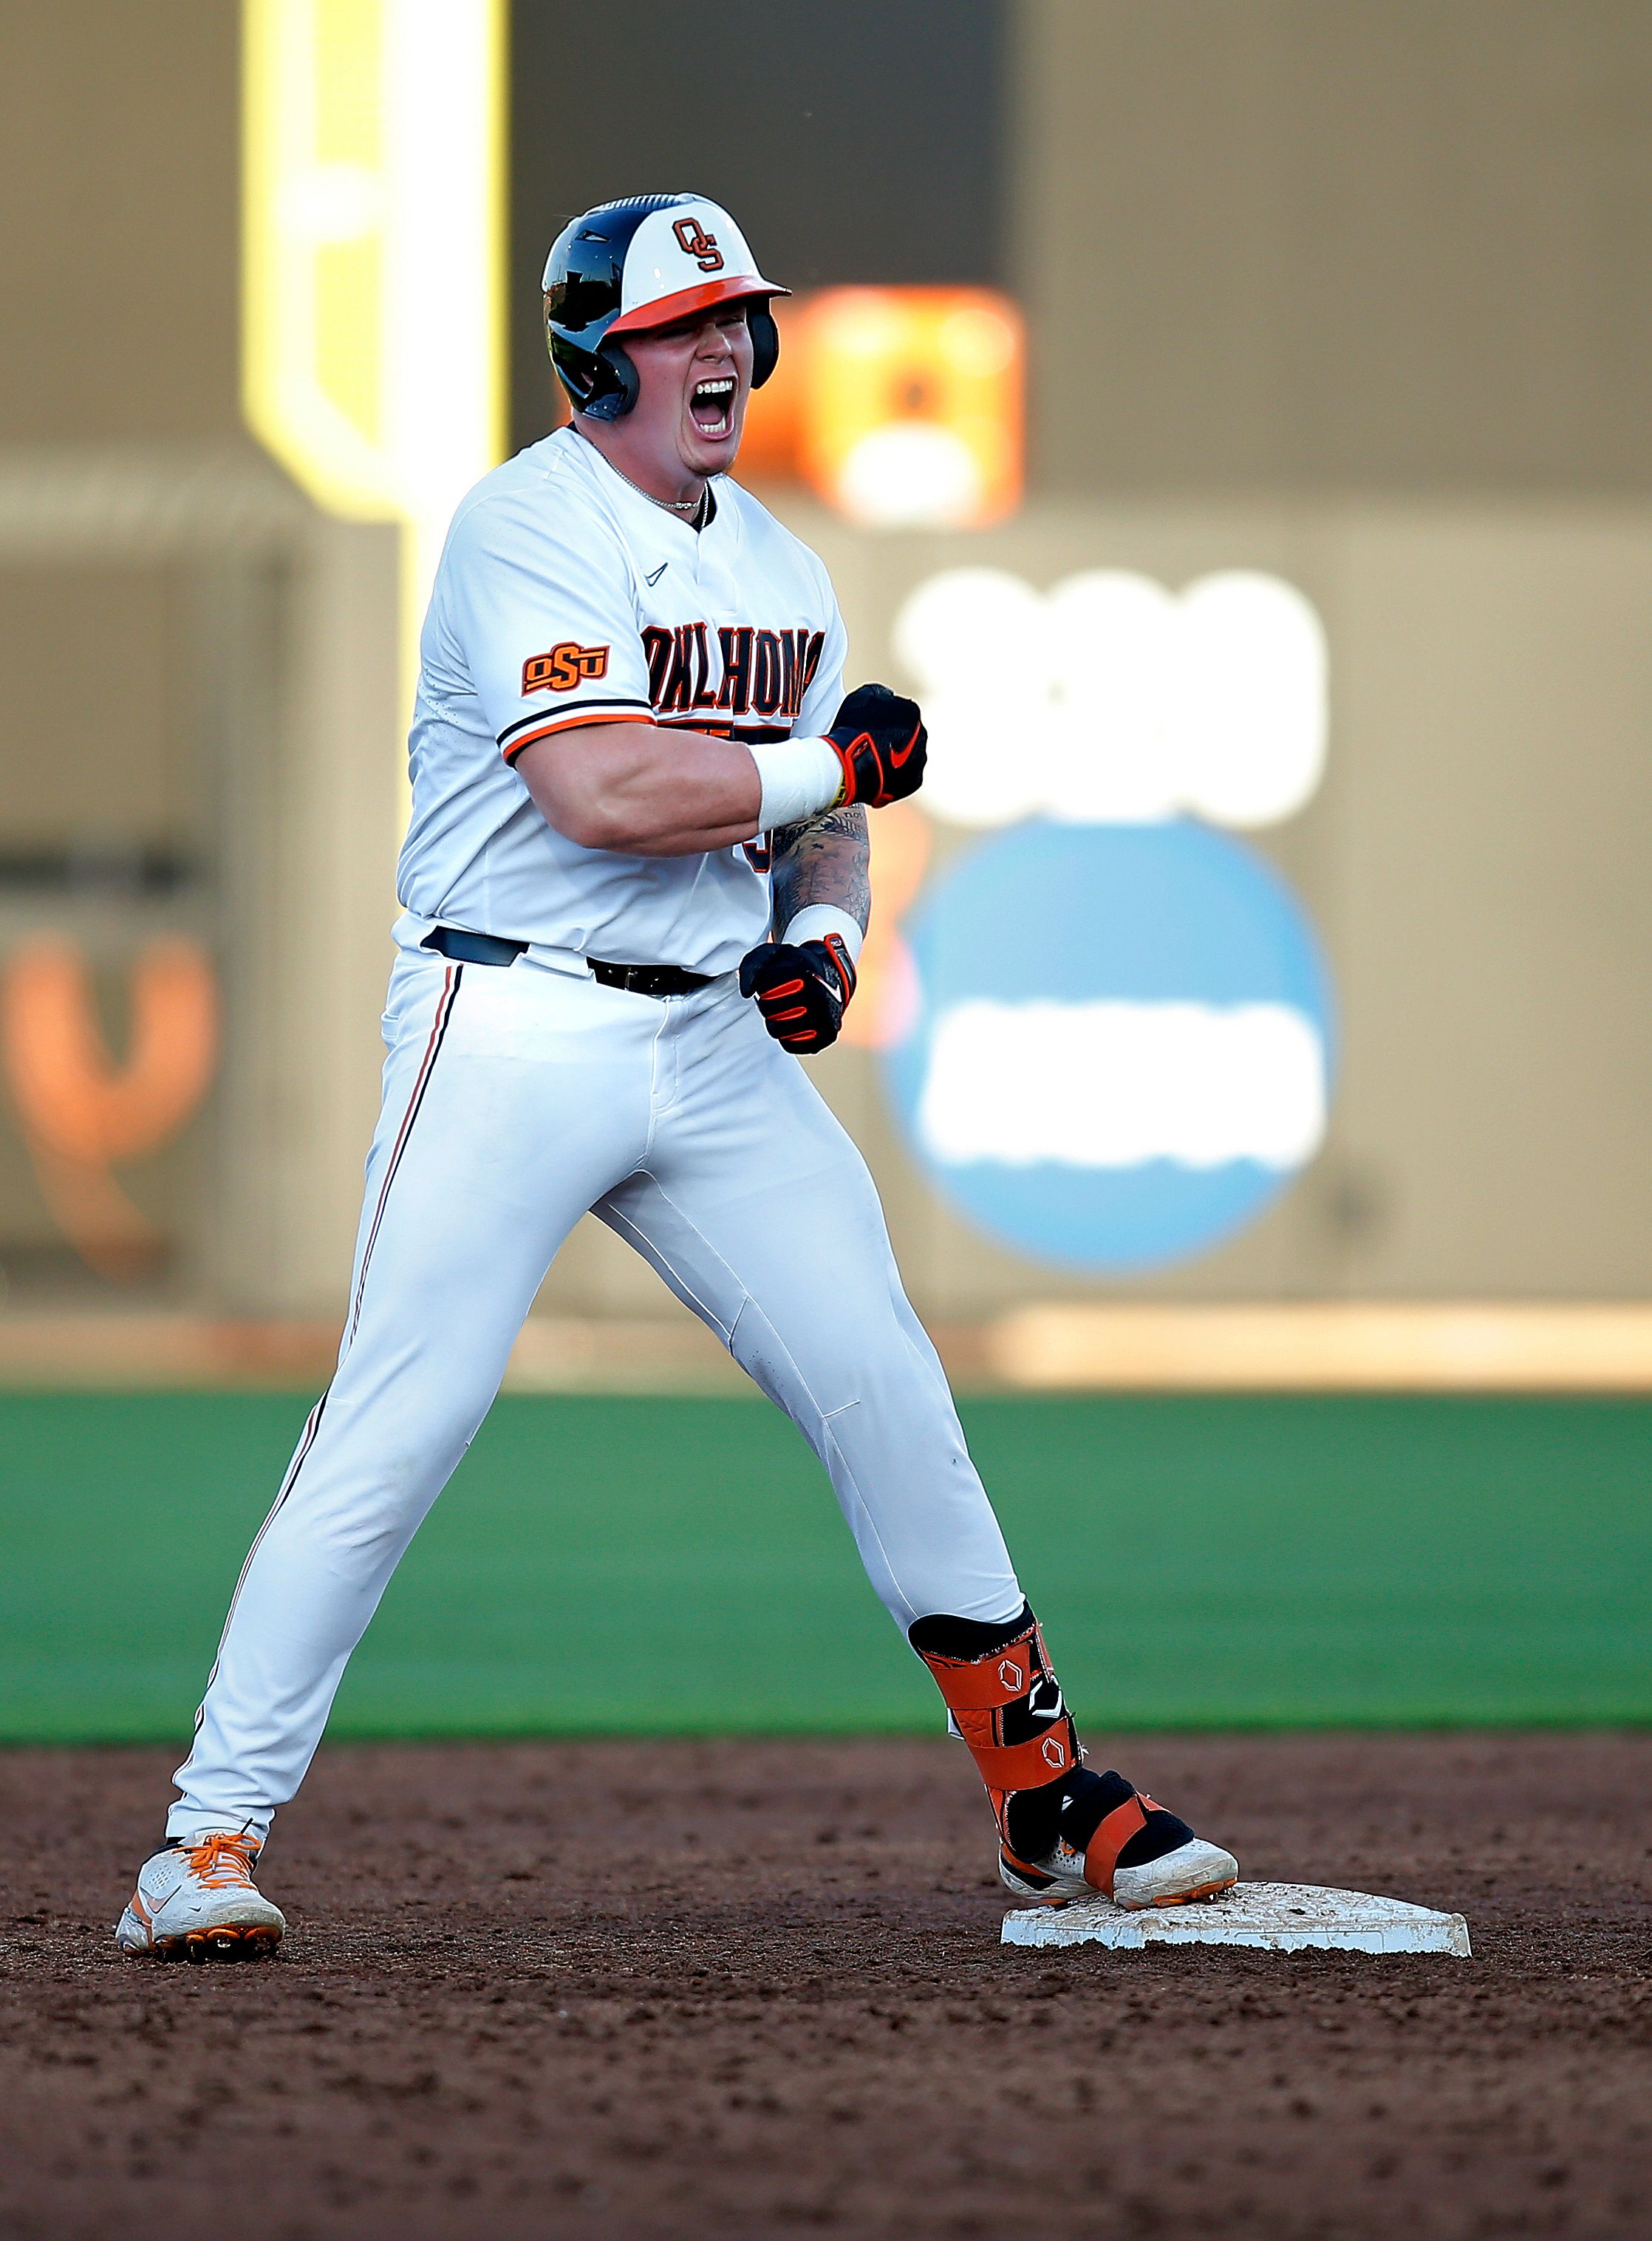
[1000,1880,1471,1957]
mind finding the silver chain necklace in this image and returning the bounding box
[589,440,709,522]
[632,471,708,520]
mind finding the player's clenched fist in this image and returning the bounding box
[739,935,858,1052]
[826,683,926,809]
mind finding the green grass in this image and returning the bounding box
[2,1392,1648,1742]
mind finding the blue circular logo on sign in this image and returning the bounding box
[884,821,1337,1272]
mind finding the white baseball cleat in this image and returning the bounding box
[998,1771,1239,1911]
[115,1832,285,1962]
[1109,1836,1240,1909]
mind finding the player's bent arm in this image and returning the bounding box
[514,720,762,856]
[770,805,871,948]
[514,683,924,859]
[740,807,870,1051]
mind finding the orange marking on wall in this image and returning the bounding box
[1,937,219,1279]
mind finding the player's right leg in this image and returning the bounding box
[116,942,656,1958]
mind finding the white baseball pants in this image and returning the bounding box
[169,925,1023,1841]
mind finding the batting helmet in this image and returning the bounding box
[542,193,788,422]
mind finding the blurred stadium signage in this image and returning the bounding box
[894,568,1327,827]
[1,940,219,1279]
[241,0,505,611]
[740,289,1024,528]
[882,567,1336,1272]
[885,823,1334,1272]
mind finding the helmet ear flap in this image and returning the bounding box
[547,329,639,423]
[586,338,641,421]
[748,303,780,389]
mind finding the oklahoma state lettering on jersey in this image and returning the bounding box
[643,624,827,720]
[397,425,847,976]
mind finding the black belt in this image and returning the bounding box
[422,925,712,997]
[422,926,528,967]
[588,958,714,997]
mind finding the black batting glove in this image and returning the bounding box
[825,683,926,809]
[738,935,858,1053]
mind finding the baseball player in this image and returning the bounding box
[116,194,1238,1961]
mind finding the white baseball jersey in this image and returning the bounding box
[397,426,847,976]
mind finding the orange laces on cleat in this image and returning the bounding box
[182,1832,260,1889]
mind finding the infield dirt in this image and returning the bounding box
[1,1733,1648,2240]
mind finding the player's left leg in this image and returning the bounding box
[595,981,1237,1909]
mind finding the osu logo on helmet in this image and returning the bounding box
[522,642,610,695]
[672,216,723,273]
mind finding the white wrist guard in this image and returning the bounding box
[782,904,865,964]
[750,736,843,833]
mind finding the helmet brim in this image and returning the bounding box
[607,275,791,338]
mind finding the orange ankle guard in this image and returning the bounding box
[913,1611,1079,1817]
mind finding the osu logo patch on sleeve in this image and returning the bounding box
[522,642,610,694]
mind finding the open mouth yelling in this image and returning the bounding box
[689,375,737,439]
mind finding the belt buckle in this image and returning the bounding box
[587,957,701,998]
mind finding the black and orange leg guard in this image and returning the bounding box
[909,1603,1202,1899]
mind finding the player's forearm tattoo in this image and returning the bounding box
[770,805,871,935]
